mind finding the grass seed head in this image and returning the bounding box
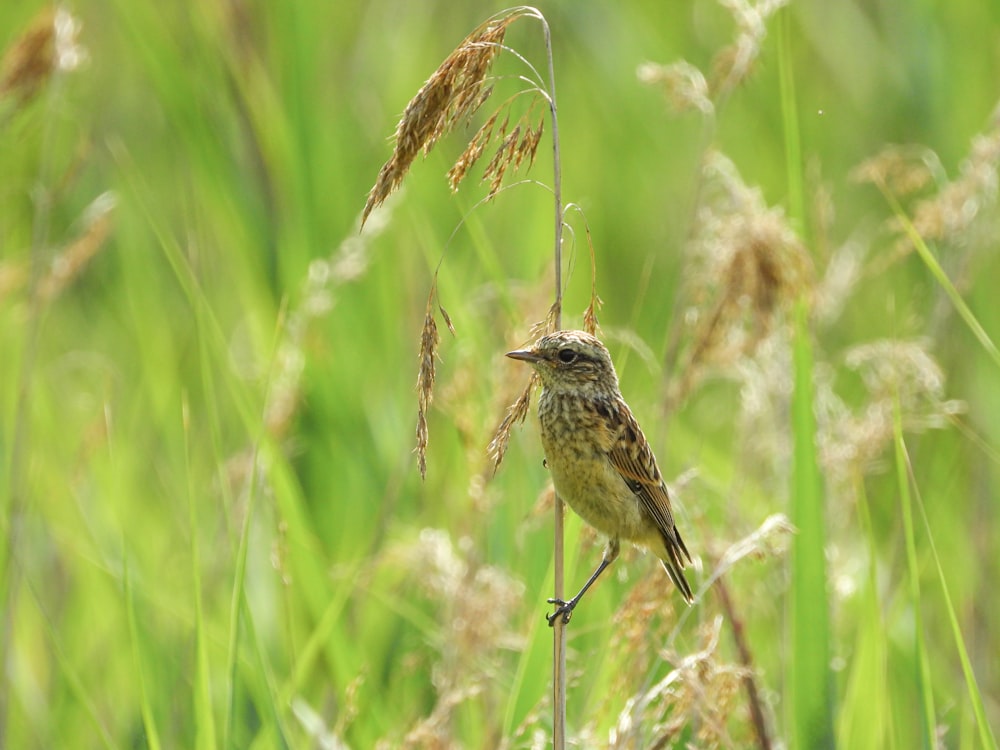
[0,7,85,108]
[637,60,712,115]
[672,150,811,402]
[362,15,521,225]
[487,375,535,471]
[416,298,441,479]
[37,192,116,303]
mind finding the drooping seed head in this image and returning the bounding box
[506,330,620,396]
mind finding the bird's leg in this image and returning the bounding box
[547,539,620,626]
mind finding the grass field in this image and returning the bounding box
[2,1,999,747]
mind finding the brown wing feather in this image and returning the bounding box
[606,405,694,602]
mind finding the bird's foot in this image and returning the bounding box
[546,597,578,627]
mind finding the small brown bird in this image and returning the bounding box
[507,330,694,625]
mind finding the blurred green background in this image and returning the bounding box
[1,0,998,747]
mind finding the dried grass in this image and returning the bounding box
[413,281,459,480]
[0,7,85,109]
[638,0,787,112]
[416,289,442,480]
[361,7,559,483]
[853,103,1000,255]
[850,144,939,198]
[818,339,965,484]
[448,104,545,198]
[36,192,115,303]
[582,217,603,336]
[386,528,527,749]
[611,616,750,749]
[637,60,712,115]
[709,0,788,99]
[362,9,545,226]
[487,302,560,471]
[669,150,812,405]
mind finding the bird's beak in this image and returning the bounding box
[506,348,541,363]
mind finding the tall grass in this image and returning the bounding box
[1,1,999,748]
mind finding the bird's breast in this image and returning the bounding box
[536,390,646,539]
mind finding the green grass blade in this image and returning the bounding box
[777,6,805,230]
[901,437,999,749]
[124,549,163,750]
[838,479,895,749]
[24,580,117,749]
[788,300,834,749]
[892,399,937,749]
[183,396,218,750]
[223,453,255,750]
[880,186,1000,371]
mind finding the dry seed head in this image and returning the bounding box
[437,302,456,335]
[854,109,1000,254]
[818,339,964,483]
[582,294,603,335]
[392,528,525,749]
[850,143,939,197]
[845,338,945,400]
[710,0,787,97]
[0,9,56,102]
[488,299,559,472]
[362,15,520,225]
[37,192,115,303]
[447,109,499,191]
[535,301,561,337]
[483,125,521,198]
[416,298,441,479]
[487,374,535,471]
[713,513,794,572]
[637,60,713,115]
[0,7,85,106]
[611,616,750,749]
[673,151,811,401]
[904,127,1000,249]
[814,238,865,325]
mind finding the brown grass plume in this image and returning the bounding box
[362,10,547,226]
[0,7,85,110]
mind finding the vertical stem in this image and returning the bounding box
[539,12,566,750]
[715,576,772,750]
[776,7,804,233]
[788,300,834,749]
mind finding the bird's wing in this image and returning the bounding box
[606,408,678,539]
[606,406,694,601]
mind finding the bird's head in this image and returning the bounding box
[506,330,619,395]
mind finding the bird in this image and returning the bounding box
[506,330,694,625]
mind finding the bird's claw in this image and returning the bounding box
[546,597,576,626]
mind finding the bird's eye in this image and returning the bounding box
[557,348,577,364]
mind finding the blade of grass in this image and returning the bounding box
[123,548,163,750]
[24,579,116,749]
[243,595,292,750]
[837,478,895,749]
[892,398,937,749]
[183,394,218,750]
[777,6,804,231]
[879,185,1000,371]
[223,439,258,749]
[896,426,999,750]
[787,299,834,749]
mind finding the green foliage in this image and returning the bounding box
[788,300,834,749]
[2,1,999,748]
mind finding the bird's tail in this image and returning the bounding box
[658,528,694,604]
